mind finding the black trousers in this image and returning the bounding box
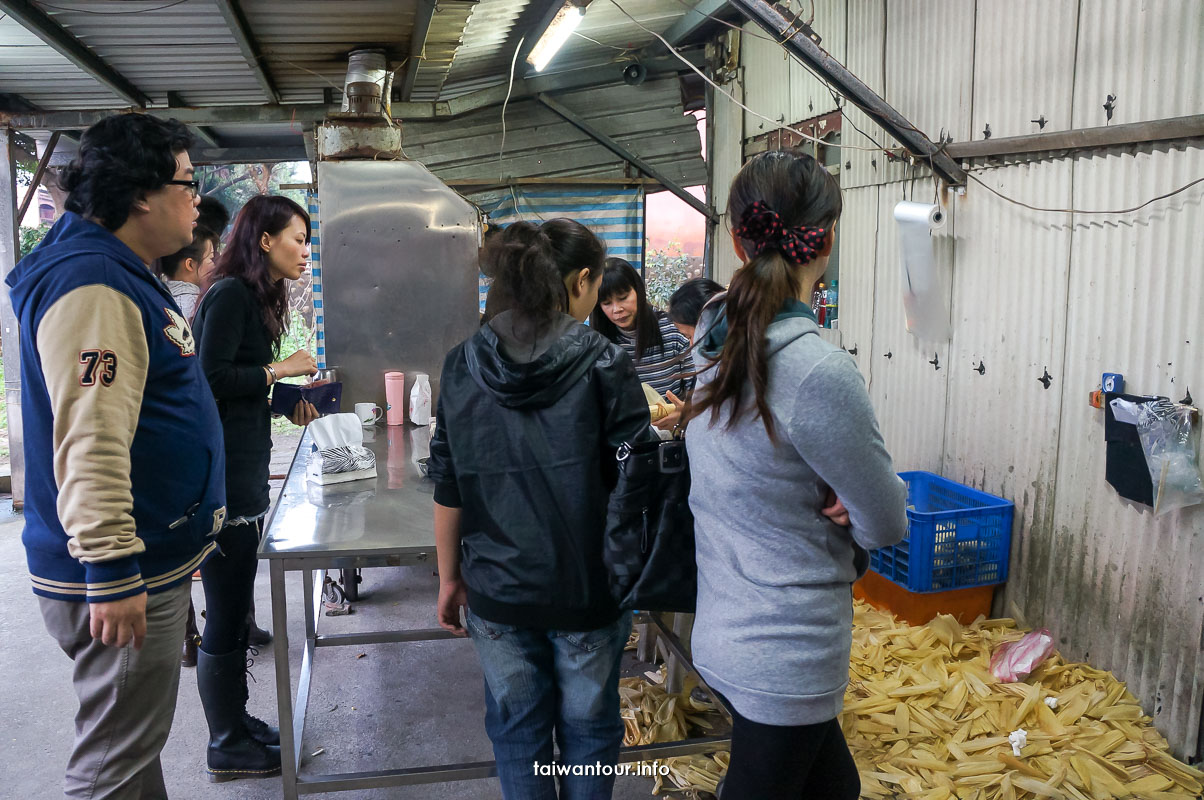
[715,691,860,800]
[199,519,262,655]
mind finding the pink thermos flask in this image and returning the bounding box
[385,372,406,426]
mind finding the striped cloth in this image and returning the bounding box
[615,311,694,399]
[470,186,646,314]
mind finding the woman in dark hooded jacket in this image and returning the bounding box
[428,219,651,800]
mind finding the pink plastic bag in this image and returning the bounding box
[990,629,1055,683]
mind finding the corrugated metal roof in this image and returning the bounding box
[31,0,266,106]
[242,1,416,104]
[442,0,681,97]
[408,0,477,100]
[403,77,705,184]
[0,13,123,108]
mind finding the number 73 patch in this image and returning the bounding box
[79,349,118,387]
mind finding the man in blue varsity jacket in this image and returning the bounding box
[6,113,227,799]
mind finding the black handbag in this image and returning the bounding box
[602,435,697,612]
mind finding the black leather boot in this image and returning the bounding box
[196,648,281,782]
[247,598,272,647]
[239,645,280,746]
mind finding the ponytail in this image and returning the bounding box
[687,148,842,440]
[689,252,800,439]
[482,218,605,339]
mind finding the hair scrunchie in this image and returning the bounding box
[733,201,826,265]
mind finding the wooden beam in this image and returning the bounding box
[16,131,59,222]
[0,0,150,107]
[943,114,1204,160]
[212,0,281,104]
[400,0,438,102]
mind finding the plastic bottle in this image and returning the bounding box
[816,282,827,327]
[409,373,432,426]
[826,280,839,328]
[385,371,406,426]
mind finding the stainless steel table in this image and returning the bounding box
[260,424,728,799]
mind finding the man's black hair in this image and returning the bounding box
[59,114,194,232]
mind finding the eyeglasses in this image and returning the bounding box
[165,179,200,198]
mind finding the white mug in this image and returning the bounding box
[355,402,383,427]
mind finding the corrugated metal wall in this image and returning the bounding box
[403,79,706,185]
[725,0,1204,759]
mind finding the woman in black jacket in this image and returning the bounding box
[192,195,318,782]
[429,220,651,800]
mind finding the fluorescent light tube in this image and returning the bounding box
[527,2,586,73]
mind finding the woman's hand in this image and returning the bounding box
[822,488,851,527]
[437,577,468,637]
[287,399,320,427]
[276,349,317,379]
[652,390,686,431]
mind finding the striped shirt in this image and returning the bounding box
[616,311,694,399]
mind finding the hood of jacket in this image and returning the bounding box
[698,297,820,360]
[465,311,612,410]
[6,212,168,317]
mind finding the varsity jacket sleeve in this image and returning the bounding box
[197,282,269,399]
[785,351,909,552]
[37,284,149,599]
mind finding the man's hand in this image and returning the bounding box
[437,578,468,637]
[89,593,148,649]
[822,488,851,527]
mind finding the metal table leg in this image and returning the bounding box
[270,559,300,800]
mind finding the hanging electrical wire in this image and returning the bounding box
[498,36,525,181]
[39,0,189,14]
[608,0,1204,217]
[967,172,1204,216]
[606,0,883,152]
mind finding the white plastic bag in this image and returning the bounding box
[409,373,432,426]
[1136,399,1204,515]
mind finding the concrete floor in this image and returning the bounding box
[0,432,672,800]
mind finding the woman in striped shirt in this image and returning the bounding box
[591,258,694,405]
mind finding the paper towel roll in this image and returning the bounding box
[894,201,951,342]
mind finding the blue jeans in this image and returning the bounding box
[465,609,632,800]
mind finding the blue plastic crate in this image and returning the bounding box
[869,471,1014,593]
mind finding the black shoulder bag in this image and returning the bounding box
[602,433,697,612]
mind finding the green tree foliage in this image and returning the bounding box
[20,223,51,258]
[644,242,694,309]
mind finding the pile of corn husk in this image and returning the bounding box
[619,601,1204,799]
[846,602,1203,799]
[619,670,729,796]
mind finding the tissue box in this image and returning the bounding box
[306,456,376,485]
[305,413,377,485]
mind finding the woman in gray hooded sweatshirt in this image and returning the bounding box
[686,149,909,799]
